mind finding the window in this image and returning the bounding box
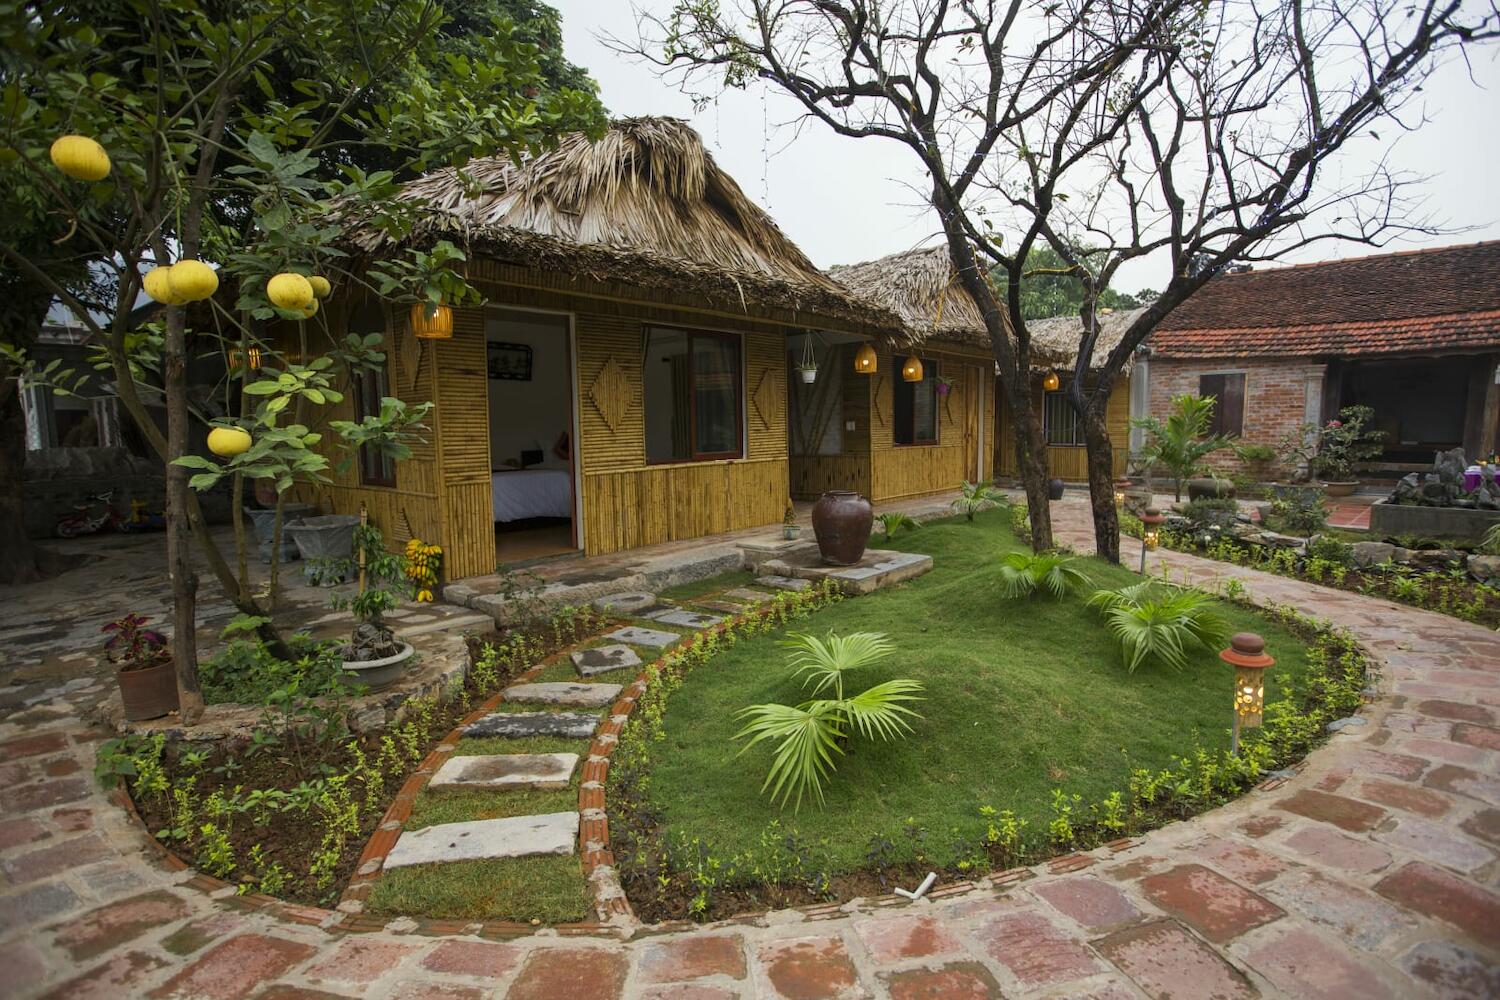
[354,360,396,486]
[1043,389,1086,446]
[643,326,743,463]
[893,359,939,445]
[1199,373,1246,437]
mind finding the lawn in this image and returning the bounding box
[638,509,1315,873]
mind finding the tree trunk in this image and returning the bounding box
[1081,402,1121,563]
[1009,399,1054,551]
[162,304,205,723]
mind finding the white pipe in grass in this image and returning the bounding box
[894,871,937,901]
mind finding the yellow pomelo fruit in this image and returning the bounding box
[169,260,219,302]
[267,272,314,311]
[49,135,111,181]
[142,266,185,306]
[300,298,320,319]
[309,275,332,299]
[206,426,252,458]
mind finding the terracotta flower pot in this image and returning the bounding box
[1322,481,1358,498]
[117,659,179,721]
[1048,478,1066,500]
[811,491,873,566]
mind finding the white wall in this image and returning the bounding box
[485,310,571,470]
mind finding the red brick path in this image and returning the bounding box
[2,497,1497,998]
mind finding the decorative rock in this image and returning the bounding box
[570,644,643,677]
[592,592,659,615]
[1259,531,1306,549]
[463,712,600,739]
[648,609,727,629]
[502,682,622,707]
[605,626,682,648]
[428,753,579,791]
[383,812,578,868]
[1468,554,1500,582]
[1350,541,1396,567]
[1326,717,1369,732]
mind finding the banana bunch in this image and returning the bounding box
[403,538,443,603]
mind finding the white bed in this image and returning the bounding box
[491,468,573,522]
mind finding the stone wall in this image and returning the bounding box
[1147,357,1327,476]
[22,446,231,539]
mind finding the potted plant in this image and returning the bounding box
[1310,405,1384,497]
[286,513,361,582]
[936,374,955,396]
[782,499,801,540]
[329,523,415,690]
[104,614,179,721]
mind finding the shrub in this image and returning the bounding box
[952,480,1009,521]
[1305,535,1353,566]
[875,511,919,540]
[1086,582,1231,672]
[1268,487,1327,535]
[1181,498,1239,530]
[997,551,1091,599]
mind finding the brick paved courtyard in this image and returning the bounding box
[2,497,1497,998]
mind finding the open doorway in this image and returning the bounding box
[485,307,578,565]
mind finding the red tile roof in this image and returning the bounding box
[1151,241,1500,359]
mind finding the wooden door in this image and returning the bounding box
[963,363,981,482]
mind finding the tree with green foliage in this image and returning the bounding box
[0,0,602,719]
[990,246,1155,322]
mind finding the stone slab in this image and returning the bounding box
[463,712,600,739]
[502,682,622,707]
[723,588,774,603]
[694,600,748,614]
[570,644,643,677]
[759,547,933,595]
[383,812,578,868]
[605,626,682,648]
[756,574,811,592]
[429,753,579,792]
[647,609,727,629]
[591,592,658,615]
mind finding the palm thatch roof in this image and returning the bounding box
[829,246,1146,370]
[355,117,900,334]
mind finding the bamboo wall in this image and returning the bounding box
[867,343,996,503]
[995,374,1132,481]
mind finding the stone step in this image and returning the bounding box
[571,644,643,678]
[724,588,775,603]
[646,608,727,629]
[693,599,748,615]
[591,592,661,615]
[429,753,578,792]
[756,574,812,592]
[605,625,682,649]
[502,682,622,707]
[383,812,579,869]
[464,711,600,739]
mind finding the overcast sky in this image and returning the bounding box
[550,2,1500,293]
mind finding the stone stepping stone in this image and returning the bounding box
[694,599,747,615]
[571,644,642,677]
[464,711,600,739]
[606,625,682,648]
[429,753,579,792]
[647,608,727,629]
[383,812,579,869]
[592,592,658,614]
[756,575,811,592]
[503,682,622,707]
[724,588,774,603]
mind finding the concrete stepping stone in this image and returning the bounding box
[606,625,682,648]
[694,599,748,615]
[429,753,578,792]
[383,812,579,869]
[571,644,642,677]
[724,588,774,603]
[503,682,622,707]
[592,592,658,614]
[464,711,600,739]
[756,574,811,592]
[647,608,727,629]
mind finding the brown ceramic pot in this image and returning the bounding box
[811,490,873,566]
[118,660,179,721]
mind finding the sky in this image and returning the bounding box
[550,1,1500,293]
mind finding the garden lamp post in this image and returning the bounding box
[1114,478,1130,508]
[1220,632,1274,754]
[1139,507,1164,574]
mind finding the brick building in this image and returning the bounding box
[1139,241,1500,478]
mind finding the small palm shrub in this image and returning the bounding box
[875,511,918,540]
[735,632,923,811]
[997,551,1091,599]
[1481,522,1500,556]
[1086,582,1230,672]
[953,480,1009,521]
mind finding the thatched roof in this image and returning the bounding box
[827,247,990,347]
[357,118,901,334]
[1026,306,1147,371]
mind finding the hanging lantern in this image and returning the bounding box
[902,354,924,382]
[853,342,877,375]
[1138,507,1165,573]
[229,346,263,371]
[411,301,452,340]
[1042,370,1061,392]
[206,426,252,458]
[1221,632,1274,752]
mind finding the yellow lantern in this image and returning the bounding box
[142,266,186,306]
[267,272,314,311]
[309,275,332,299]
[229,346,263,371]
[1138,506,1165,573]
[206,426,252,458]
[853,342,877,374]
[1114,478,1130,508]
[49,135,111,181]
[1042,370,1061,391]
[169,260,219,302]
[1220,632,1274,752]
[410,301,453,340]
[901,354,924,382]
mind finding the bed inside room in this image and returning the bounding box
[486,308,578,565]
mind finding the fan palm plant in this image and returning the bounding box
[953,480,1009,521]
[735,631,923,811]
[996,551,1091,599]
[875,511,918,541]
[1086,582,1230,672]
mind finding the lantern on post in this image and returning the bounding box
[853,342,877,374]
[1139,507,1164,573]
[1042,370,1061,391]
[1220,632,1274,754]
[1113,478,1130,508]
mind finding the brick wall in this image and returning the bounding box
[1145,357,1326,476]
